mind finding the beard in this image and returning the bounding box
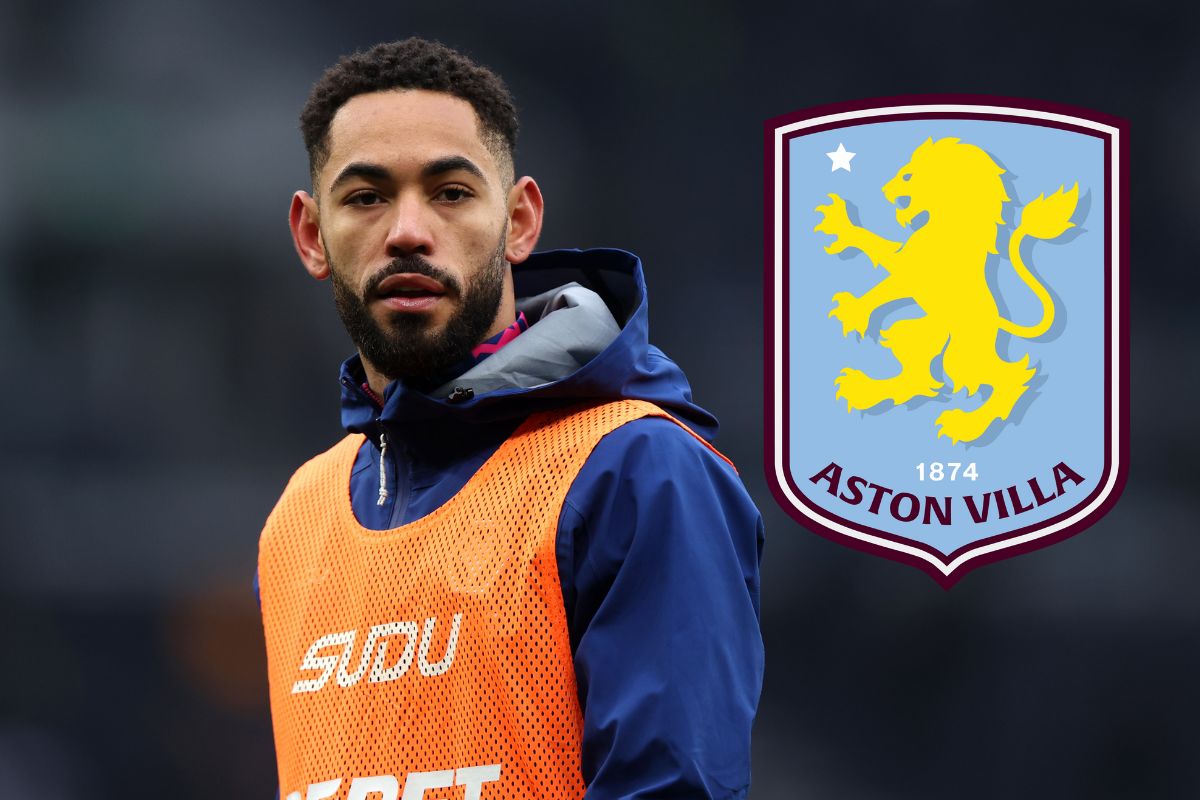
[329,238,507,389]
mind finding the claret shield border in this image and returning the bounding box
[763,95,1129,587]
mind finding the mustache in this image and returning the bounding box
[363,255,462,298]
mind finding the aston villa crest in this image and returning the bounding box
[764,96,1128,586]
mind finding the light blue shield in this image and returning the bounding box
[765,98,1128,586]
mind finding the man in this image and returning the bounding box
[259,38,763,800]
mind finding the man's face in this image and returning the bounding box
[314,90,514,386]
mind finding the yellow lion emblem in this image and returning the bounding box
[814,137,1079,445]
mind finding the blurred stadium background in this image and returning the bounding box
[1,1,1198,797]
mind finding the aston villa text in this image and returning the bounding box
[809,462,1085,525]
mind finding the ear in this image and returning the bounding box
[504,176,544,264]
[289,191,329,280]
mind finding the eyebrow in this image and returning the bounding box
[328,162,392,194]
[421,155,487,183]
[328,156,488,194]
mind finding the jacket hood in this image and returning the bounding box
[339,248,719,442]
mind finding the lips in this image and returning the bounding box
[373,273,448,312]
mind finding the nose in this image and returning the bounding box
[882,177,901,204]
[383,193,435,258]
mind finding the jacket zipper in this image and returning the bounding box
[339,375,396,517]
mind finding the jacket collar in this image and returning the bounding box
[338,248,719,443]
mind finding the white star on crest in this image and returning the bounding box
[826,143,856,172]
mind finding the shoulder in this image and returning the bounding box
[561,413,760,566]
[575,413,739,490]
[261,435,364,551]
[274,434,364,500]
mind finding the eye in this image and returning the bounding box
[434,185,474,203]
[346,190,384,206]
[902,173,912,182]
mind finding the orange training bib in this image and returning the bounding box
[259,400,721,799]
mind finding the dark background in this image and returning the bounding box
[2,1,1197,797]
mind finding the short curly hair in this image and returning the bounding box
[300,38,519,186]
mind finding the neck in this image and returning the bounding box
[362,361,391,399]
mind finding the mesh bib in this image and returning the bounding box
[259,400,723,799]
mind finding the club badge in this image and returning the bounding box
[765,96,1128,586]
